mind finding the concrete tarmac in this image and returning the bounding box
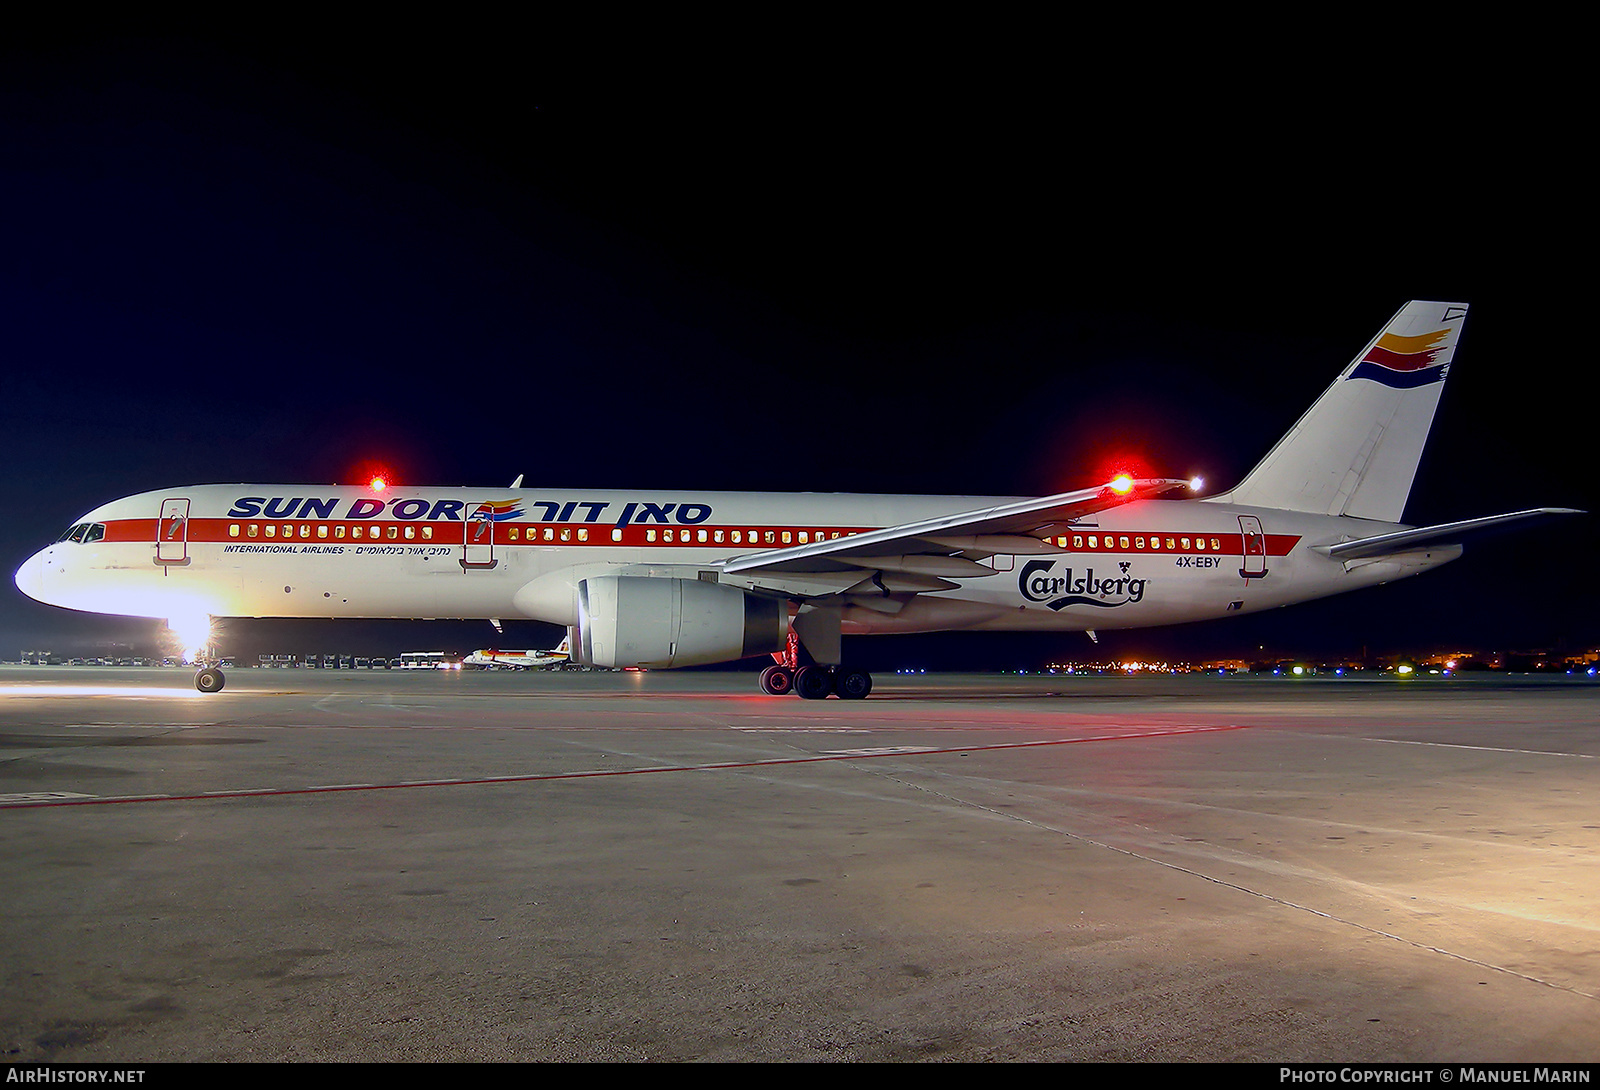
[1,665,1597,1062]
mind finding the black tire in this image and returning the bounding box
[794,665,834,700]
[759,665,794,696]
[834,669,873,699]
[195,667,226,693]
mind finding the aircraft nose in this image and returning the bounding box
[14,550,47,604]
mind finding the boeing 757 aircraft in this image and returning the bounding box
[14,301,1580,696]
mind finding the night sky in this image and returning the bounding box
[3,29,1592,668]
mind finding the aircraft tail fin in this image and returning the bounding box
[1222,300,1468,523]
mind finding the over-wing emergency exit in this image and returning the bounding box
[14,302,1581,696]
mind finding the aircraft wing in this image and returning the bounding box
[1323,508,1584,561]
[715,477,1193,597]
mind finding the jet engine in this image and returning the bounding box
[575,575,787,669]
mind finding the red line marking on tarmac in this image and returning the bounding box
[0,724,1250,809]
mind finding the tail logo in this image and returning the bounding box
[1347,327,1454,389]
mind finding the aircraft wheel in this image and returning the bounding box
[759,665,794,696]
[834,669,873,699]
[195,667,226,694]
[794,665,834,700]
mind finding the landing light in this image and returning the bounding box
[166,614,214,664]
[1189,476,1204,492]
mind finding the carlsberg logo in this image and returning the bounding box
[1019,559,1147,611]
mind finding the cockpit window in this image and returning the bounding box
[56,523,105,544]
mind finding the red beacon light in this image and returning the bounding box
[368,475,389,493]
[1108,474,1135,495]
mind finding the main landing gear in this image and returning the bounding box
[194,665,226,693]
[759,632,871,699]
[759,663,873,699]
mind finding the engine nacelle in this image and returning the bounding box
[575,576,787,669]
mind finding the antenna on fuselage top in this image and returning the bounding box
[510,475,524,488]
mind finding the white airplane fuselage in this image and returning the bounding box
[20,302,1571,696]
[14,483,1458,637]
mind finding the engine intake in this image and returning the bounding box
[576,576,787,669]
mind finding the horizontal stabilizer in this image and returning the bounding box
[1323,508,1584,561]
